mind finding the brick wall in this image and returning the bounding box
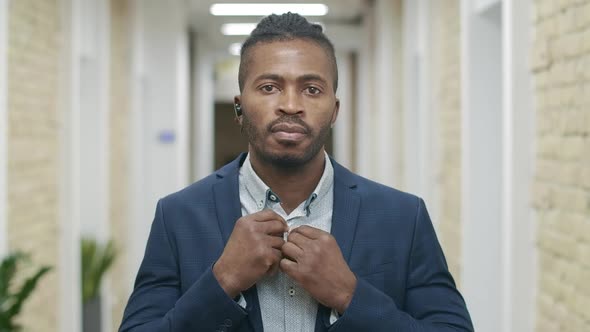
[6,0,62,331]
[532,0,590,331]
[429,0,463,285]
[109,0,132,329]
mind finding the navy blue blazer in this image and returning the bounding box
[120,154,473,331]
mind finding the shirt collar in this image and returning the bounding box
[240,152,334,216]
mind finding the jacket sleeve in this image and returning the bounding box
[327,198,474,332]
[119,200,248,332]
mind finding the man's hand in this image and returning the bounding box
[280,225,357,314]
[213,210,288,298]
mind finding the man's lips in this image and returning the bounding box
[270,123,307,134]
[270,123,308,142]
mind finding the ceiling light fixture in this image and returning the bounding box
[221,23,258,36]
[228,43,242,56]
[210,3,329,16]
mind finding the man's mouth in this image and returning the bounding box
[270,123,308,142]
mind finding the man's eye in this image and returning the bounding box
[306,87,321,95]
[261,85,276,92]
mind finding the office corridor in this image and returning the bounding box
[0,0,589,331]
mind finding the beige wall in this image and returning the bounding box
[532,0,590,331]
[429,0,463,285]
[109,0,132,329]
[6,0,62,331]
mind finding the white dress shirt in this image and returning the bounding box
[238,152,335,332]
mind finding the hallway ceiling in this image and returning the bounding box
[188,0,367,54]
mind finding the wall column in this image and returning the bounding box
[333,52,353,169]
[402,0,434,204]
[460,0,503,331]
[0,0,8,257]
[502,1,535,331]
[374,0,403,187]
[60,0,83,329]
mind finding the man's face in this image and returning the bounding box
[236,39,339,168]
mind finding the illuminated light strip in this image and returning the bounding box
[221,23,258,36]
[228,43,242,56]
[210,3,328,16]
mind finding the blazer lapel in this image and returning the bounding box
[330,160,361,262]
[212,153,264,331]
[316,160,361,330]
[212,167,241,244]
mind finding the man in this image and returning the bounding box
[120,13,473,332]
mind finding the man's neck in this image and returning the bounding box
[249,150,326,215]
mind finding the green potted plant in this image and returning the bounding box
[0,252,51,332]
[81,238,116,332]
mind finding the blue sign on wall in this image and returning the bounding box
[158,130,176,144]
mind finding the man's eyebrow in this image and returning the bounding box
[298,74,328,85]
[253,73,283,82]
[252,73,329,86]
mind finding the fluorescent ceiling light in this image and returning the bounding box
[221,23,257,36]
[229,43,242,56]
[222,22,324,36]
[210,3,329,16]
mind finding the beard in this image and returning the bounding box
[241,112,331,168]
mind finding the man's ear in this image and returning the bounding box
[233,95,243,125]
[331,98,340,128]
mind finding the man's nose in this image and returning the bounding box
[277,88,304,115]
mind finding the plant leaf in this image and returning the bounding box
[5,266,51,318]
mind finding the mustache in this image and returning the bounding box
[266,116,311,134]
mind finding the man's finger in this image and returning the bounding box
[271,247,283,263]
[286,231,313,249]
[281,242,304,262]
[266,234,286,249]
[279,258,299,276]
[252,209,287,224]
[265,248,283,276]
[290,225,325,239]
[260,219,289,235]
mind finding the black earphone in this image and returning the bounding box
[234,103,242,117]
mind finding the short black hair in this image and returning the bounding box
[238,12,338,92]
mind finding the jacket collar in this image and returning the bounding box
[213,152,357,189]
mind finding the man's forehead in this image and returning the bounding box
[245,39,331,62]
[244,40,333,74]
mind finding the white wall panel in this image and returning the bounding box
[130,0,190,275]
[402,0,433,205]
[374,0,401,187]
[460,1,503,331]
[502,1,535,331]
[333,52,353,169]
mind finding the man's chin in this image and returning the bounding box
[263,153,309,168]
[254,147,319,168]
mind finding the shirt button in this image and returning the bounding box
[223,319,232,327]
[270,194,277,201]
[288,287,295,297]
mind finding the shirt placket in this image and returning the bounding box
[284,273,299,331]
[259,184,325,332]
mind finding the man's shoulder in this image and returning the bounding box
[333,162,420,207]
[155,174,217,212]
